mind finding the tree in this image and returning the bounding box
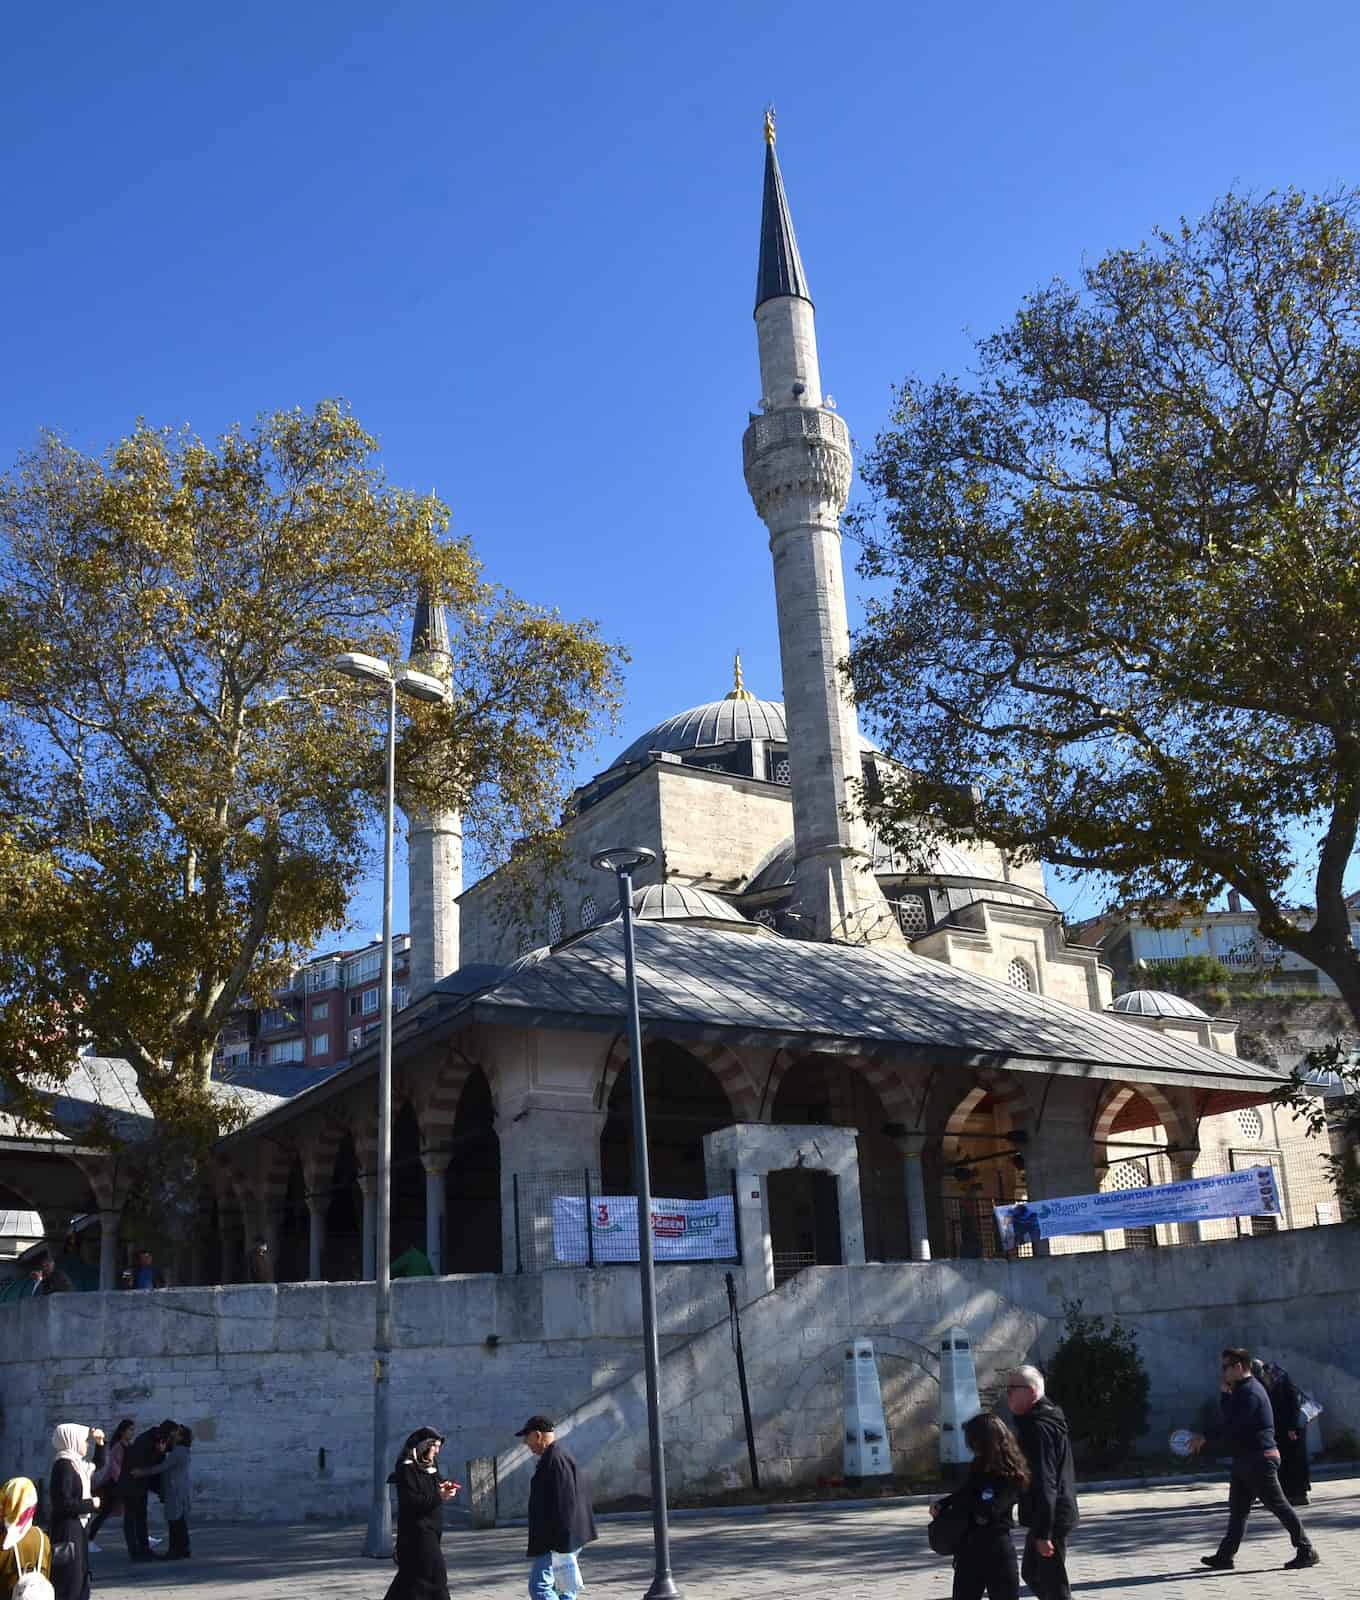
[0,401,623,1166]
[1046,1299,1150,1467]
[847,189,1360,1028]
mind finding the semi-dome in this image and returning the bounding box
[631,882,765,931]
[1110,990,1209,1020]
[744,832,1050,913]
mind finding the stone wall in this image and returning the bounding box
[4,1230,1356,1524]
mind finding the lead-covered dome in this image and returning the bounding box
[631,882,765,932]
[1110,990,1209,1020]
[613,697,789,768]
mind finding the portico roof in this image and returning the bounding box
[457,921,1285,1097]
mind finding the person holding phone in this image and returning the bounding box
[385,1426,459,1600]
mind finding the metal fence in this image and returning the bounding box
[511,1169,742,1273]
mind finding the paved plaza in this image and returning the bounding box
[87,1476,1355,1600]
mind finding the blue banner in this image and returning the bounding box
[994,1165,1280,1250]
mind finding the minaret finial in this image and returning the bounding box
[763,105,776,147]
[726,651,755,701]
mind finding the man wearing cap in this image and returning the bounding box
[516,1415,597,1600]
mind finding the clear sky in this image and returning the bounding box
[5,1,1358,943]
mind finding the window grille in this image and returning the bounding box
[1235,1107,1264,1141]
[1006,957,1034,992]
[580,895,599,928]
[896,894,927,935]
[547,897,564,944]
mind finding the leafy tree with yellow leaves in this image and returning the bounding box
[0,401,623,1167]
[848,189,1360,1035]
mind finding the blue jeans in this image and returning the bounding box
[528,1552,574,1600]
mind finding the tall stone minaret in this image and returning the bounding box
[404,588,463,995]
[742,112,898,945]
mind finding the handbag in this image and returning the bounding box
[1296,1390,1323,1427]
[928,1502,972,1557]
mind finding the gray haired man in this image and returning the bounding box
[1007,1365,1079,1600]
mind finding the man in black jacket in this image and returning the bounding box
[122,1420,175,1560]
[1008,1365,1078,1600]
[516,1414,597,1600]
[1189,1346,1319,1570]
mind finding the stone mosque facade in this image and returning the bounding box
[203,120,1336,1296]
[2,122,1349,1527]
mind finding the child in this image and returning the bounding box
[930,1411,1030,1600]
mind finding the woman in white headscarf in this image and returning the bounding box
[49,1425,97,1600]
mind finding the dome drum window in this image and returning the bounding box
[895,894,928,935]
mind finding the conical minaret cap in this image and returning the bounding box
[755,110,811,311]
[409,583,451,662]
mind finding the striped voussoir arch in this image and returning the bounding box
[941,1068,1037,1153]
[760,1051,921,1126]
[406,1051,482,1159]
[594,1038,762,1122]
[1091,1080,1190,1151]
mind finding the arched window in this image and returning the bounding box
[895,894,927,935]
[580,894,599,929]
[1006,957,1034,992]
[547,896,564,945]
[516,931,534,958]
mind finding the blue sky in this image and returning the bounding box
[5,1,1358,941]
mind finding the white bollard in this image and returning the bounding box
[938,1325,981,1468]
[843,1338,892,1480]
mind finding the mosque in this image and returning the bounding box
[201,116,1334,1292]
[6,121,1333,1293]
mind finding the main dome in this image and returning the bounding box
[610,695,879,771]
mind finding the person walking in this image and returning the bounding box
[1189,1346,1319,1570]
[1006,1366,1078,1600]
[1262,1362,1312,1507]
[930,1412,1029,1600]
[86,1418,135,1551]
[384,1427,459,1600]
[516,1415,597,1600]
[49,1424,98,1600]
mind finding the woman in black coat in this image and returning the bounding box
[384,1427,459,1600]
[1264,1363,1312,1506]
[931,1412,1031,1600]
[49,1424,97,1600]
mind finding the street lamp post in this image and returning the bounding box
[332,651,448,1559]
[591,846,683,1600]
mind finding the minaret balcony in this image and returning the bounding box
[743,405,852,521]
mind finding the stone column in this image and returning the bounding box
[358,1174,377,1281]
[1025,1088,1099,1258]
[496,1097,604,1273]
[98,1208,122,1292]
[897,1135,932,1262]
[421,1152,450,1274]
[307,1197,327,1281]
[1169,1150,1205,1244]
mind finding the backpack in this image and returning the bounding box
[13,1528,56,1600]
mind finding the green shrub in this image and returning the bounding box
[1047,1299,1151,1467]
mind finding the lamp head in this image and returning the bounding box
[331,651,393,687]
[395,667,449,704]
[590,846,657,877]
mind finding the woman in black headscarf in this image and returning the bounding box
[384,1427,459,1600]
[1262,1363,1312,1506]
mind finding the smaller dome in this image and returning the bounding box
[1110,990,1209,1020]
[631,883,763,931]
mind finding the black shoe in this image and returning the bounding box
[1283,1548,1319,1570]
[1201,1555,1235,1570]
[1288,1495,1310,1506]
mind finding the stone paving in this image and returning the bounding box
[88,1477,1356,1600]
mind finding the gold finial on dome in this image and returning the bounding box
[726,651,755,701]
[763,105,776,147]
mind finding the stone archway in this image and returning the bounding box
[770,1055,910,1263]
[444,1067,501,1273]
[601,1040,735,1200]
[935,1073,1036,1259]
[1092,1082,1193,1248]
